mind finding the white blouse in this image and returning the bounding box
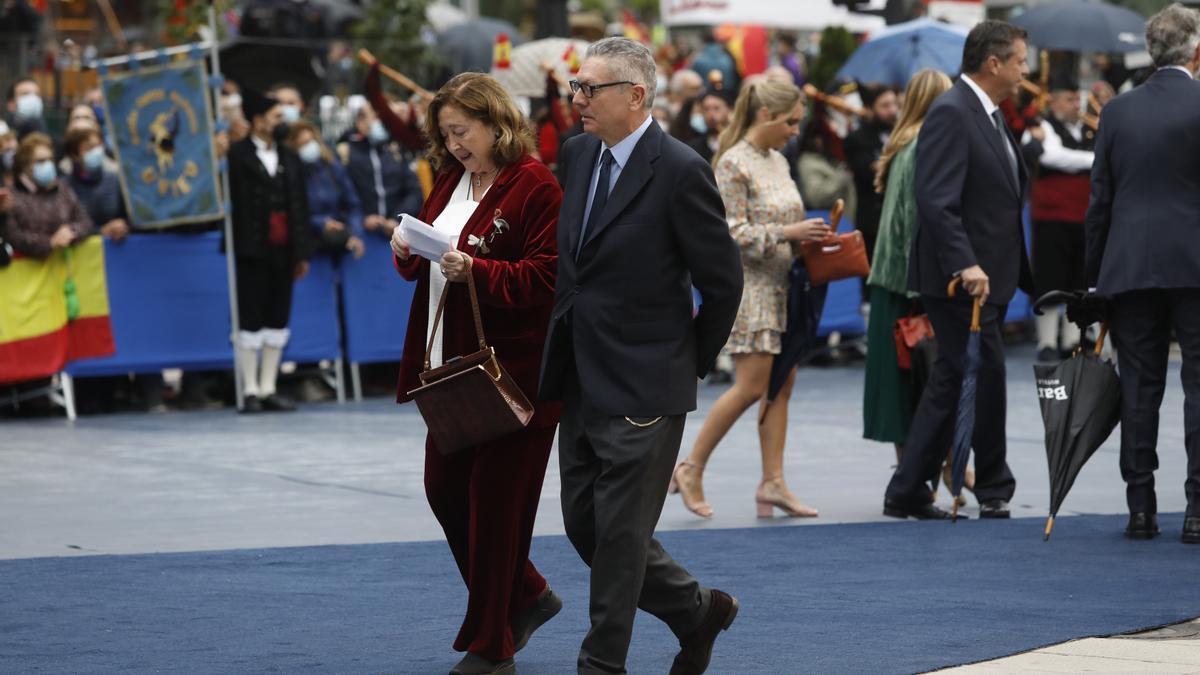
[425,172,489,368]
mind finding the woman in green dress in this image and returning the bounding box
[863,70,953,464]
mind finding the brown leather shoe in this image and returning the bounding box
[669,589,738,675]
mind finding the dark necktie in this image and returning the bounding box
[991,109,1019,188]
[578,149,614,258]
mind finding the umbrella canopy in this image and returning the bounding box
[426,1,467,33]
[492,38,591,98]
[219,39,324,103]
[1011,0,1146,53]
[437,17,524,75]
[761,260,828,423]
[836,19,969,86]
[947,286,983,520]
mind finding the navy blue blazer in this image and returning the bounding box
[1085,67,1200,296]
[907,77,1033,305]
[538,120,743,416]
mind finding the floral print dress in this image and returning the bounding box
[715,139,805,355]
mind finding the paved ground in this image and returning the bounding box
[3,343,1196,671]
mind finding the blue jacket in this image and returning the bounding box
[302,157,363,236]
[342,135,423,219]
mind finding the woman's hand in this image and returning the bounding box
[101,218,129,243]
[323,218,346,233]
[782,218,833,243]
[346,235,365,260]
[440,250,473,282]
[390,227,411,260]
[50,224,76,250]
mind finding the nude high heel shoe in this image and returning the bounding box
[755,476,818,518]
[671,461,713,518]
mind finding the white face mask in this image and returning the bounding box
[82,145,106,172]
[15,93,42,120]
[298,140,322,164]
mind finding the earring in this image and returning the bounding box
[494,129,502,140]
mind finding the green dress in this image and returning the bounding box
[863,140,920,444]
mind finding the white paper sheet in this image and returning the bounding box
[399,213,454,262]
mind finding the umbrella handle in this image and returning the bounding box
[947,277,983,332]
[1044,515,1055,542]
[1094,323,1109,356]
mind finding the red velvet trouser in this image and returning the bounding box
[423,425,556,661]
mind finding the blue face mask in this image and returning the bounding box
[690,113,707,135]
[368,119,390,145]
[31,159,57,188]
[82,146,106,172]
[280,104,301,123]
[16,94,42,120]
[298,140,322,164]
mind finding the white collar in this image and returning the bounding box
[1159,65,1195,79]
[250,134,275,152]
[961,74,999,116]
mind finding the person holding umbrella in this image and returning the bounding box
[1080,3,1200,543]
[882,21,1034,521]
[670,78,831,520]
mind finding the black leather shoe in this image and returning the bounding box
[512,587,562,652]
[1182,516,1200,544]
[260,394,297,412]
[449,653,514,675]
[883,499,963,520]
[669,589,738,675]
[979,500,1011,519]
[1125,512,1160,540]
[238,395,262,414]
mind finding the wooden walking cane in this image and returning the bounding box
[357,49,434,101]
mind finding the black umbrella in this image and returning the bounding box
[437,17,524,74]
[760,260,828,424]
[1032,292,1121,540]
[946,280,982,521]
[219,38,324,103]
[1011,0,1146,53]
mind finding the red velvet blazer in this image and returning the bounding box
[395,154,562,429]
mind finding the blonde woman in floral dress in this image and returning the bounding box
[669,79,832,519]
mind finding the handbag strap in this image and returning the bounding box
[424,252,488,371]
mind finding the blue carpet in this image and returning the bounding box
[2,514,1198,674]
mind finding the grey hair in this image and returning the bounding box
[585,37,657,110]
[1146,3,1200,68]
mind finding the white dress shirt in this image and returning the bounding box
[251,134,279,177]
[581,114,655,228]
[1021,119,1094,173]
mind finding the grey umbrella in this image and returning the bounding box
[1011,0,1146,53]
[437,17,524,74]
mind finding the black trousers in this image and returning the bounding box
[886,295,1016,506]
[1032,219,1087,299]
[1109,289,1200,516]
[235,249,294,332]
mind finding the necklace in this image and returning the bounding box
[472,168,497,188]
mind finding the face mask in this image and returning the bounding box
[280,104,301,123]
[15,94,42,120]
[2,149,14,170]
[82,146,106,172]
[271,122,289,143]
[368,119,390,145]
[31,159,57,188]
[298,140,322,164]
[340,57,353,71]
[225,93,242,109]
[690,113,707,135]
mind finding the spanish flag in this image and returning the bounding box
[0,236,115,385]
[493,33,512,70]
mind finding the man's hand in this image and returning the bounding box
[346,235,365,260]
[323,218,346,233]
[50,225,76,250]
[380,218,399,238]
[440,250,473,282]
[390,227,411,260]
[960,265,990,305]
[293,260,310,280]
[364,215,385,232]
[101,218,129,242]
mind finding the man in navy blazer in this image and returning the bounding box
[1083,4,1200,543]
[883,21,1033,521]
[539,37,743,675]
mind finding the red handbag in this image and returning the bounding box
[893,314,934,370]
[800,198,871,285]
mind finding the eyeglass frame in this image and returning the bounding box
[569,79,637,98]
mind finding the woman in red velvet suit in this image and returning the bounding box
[389,72,562,675]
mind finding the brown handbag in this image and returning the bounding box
[407,261,534,455]
[800,198,871,286]
[893,314,934,370]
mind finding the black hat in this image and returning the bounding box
[1048,74,1080,93]
[701,87,735,109]
[241,88,279,121]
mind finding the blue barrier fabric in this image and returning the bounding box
[66,233,340,377]
[339,232,414,365]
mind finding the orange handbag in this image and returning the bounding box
[800,198,872,286]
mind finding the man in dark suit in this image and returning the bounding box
[1082,4,1200,543]
[539,37,744,675]
[227,89,313,414]
[883,21,1033,521]
[686,88,733,164]
[844,83,898,262]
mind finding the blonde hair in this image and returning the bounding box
[712,79,803,167]
[874,69,953,194]
[423,72,534,173]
